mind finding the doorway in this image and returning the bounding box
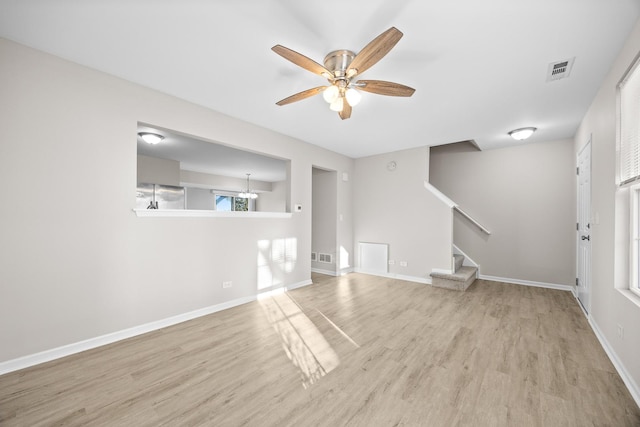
[311,167,338,275]
[577,138,592,314]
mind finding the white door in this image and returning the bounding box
[577,139,592,314]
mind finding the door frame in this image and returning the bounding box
[576,136,592,315]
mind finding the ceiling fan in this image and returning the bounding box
[272,27,415,120]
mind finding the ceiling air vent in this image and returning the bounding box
[546,57,575,82]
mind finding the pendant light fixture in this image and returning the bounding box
[238,173,258,199]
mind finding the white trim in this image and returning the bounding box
[354,268,431,285]
[133,209,292,219]
[589,317,640,408]
[0,279,312,375]
[424,182,491,234]
[431,267,454,275]
[617,288,640,309]
[630,183,640,298]
[452,244,479,269]
[311,268,338,276]
[285,279,313,291]
[571,288,588,317]
[339,267,354,276]
[478,275,573,292]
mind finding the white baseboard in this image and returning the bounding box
[478,274,573,292]
[311,268,338,276]
[0,279,312,376]
[339,267,354,276]
[589,317,640,408]
[354,268,431,285]
[286,279,312,291]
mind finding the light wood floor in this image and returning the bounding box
[1,273,639,426]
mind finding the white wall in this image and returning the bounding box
[574,18,640,396]
[430,139,576,286]
[258,180,287,213]
[353,146,452,281]
[0,38,354,364]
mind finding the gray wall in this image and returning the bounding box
[574,18,640,393]
[179,169,273,194]
[137,155,180,186]
[0,38,354,364]
[430,139,576,286]
[185,187,214,210]
[312,168,337,274]
[353,146,452,281]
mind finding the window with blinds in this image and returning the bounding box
[619,55,640,185]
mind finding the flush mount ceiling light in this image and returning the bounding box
[138,132,164,145]
[271,27,415,120]
[508,127,537,141]
[238,173,258,199]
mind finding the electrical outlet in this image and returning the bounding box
[400,261,408,267]
[222,281,233,289]
[388,260,395,265]
[617,324,624,339]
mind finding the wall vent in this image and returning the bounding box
[546,57,575,82]
[311,252,317,261]
[318,253,332,263]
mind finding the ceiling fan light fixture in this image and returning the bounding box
[138,132,164,145]
[329,97,344,112]
[239,191,258,199]
[508,127,537,141]
[323,85,339,103]
[345,88,362,106]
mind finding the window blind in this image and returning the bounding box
[620,57,640,185]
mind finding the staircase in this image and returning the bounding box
[430,254,477,291]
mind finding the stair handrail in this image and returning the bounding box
[453,206,491,235]
[424,181,491,235]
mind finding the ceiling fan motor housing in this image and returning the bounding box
[324,50,356,78]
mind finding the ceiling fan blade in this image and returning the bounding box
[339,102,352,120]
[276,86,326,106]
[272,45,332,77]
[347,27,403,76]
[356,80,415,97]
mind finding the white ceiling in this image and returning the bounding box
[1,0,638,158]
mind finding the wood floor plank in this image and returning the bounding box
[1,273,639,426]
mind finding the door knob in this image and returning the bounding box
[581,235,590,241]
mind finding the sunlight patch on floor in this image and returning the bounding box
[259,292,340,389]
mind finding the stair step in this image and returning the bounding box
[430,266,477,292]
[431,266,476,282]
[453,254,464,272]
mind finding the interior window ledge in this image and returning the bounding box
[617,288,640,309]
[133,209,292,219]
